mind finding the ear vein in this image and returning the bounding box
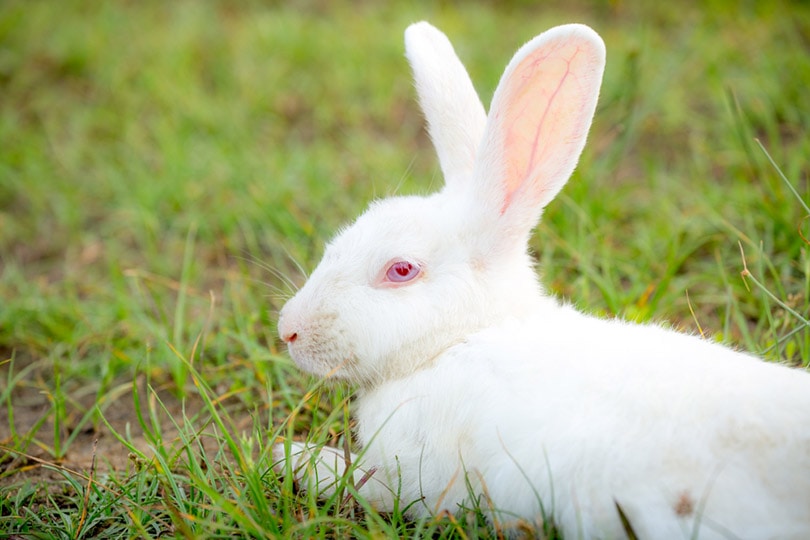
[524,48,578,182]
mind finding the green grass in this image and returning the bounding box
[1,0,809,537]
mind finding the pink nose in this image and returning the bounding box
[278,314,298,344]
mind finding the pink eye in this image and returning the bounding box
[384,260,421,284]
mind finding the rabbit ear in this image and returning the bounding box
[405,22,487,191]
[474,24,605,233]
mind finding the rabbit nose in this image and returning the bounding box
[277,314,298,343]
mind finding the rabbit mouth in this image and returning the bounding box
[286,340,358,380]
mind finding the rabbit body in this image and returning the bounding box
[354,307,810,538]
[276,21,810,539]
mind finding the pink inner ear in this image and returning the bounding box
[499,41,593,213]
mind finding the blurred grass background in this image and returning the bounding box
[0,0,808,537]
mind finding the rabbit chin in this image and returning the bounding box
[285,321,473,386]
[285,346,354,380]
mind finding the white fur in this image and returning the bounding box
[275,21,810,538]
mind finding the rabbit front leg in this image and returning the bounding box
[273,441,396,511]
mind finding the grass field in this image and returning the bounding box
[1,0,809,537]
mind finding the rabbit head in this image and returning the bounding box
[278,22,605,386]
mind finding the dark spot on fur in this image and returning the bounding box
[674,491,694,517]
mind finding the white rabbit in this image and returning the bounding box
[275,21,810,538]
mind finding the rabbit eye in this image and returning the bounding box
[384,260,421,284]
